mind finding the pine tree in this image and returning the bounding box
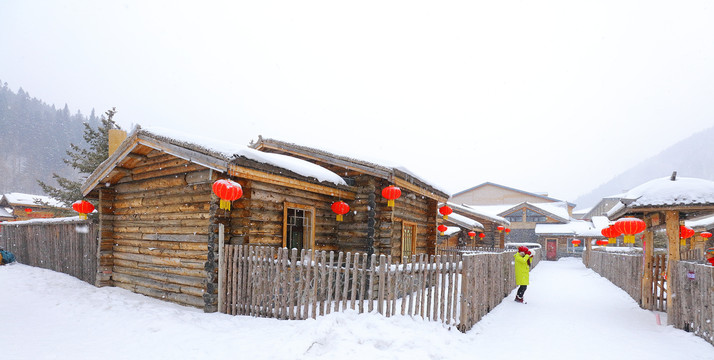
[37,108,120,207]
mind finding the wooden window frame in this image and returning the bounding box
[282,202,316,251]
[401,220,417,259]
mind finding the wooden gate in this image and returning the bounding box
[650,254,667,312]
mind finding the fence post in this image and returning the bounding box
[218,223,225,313]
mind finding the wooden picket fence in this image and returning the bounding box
[218,245,541,332]
[0,218,98,285]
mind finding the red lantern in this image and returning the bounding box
[72,200,95,220]
[478,232,486,239]
[505,228,511,233]
[212,179,243,211]
[331,201,350,221]
[679,225,695,239]
[701,232,713,239]
[679,225,695,246]
[24,208,32,213]
[613,217,646,244]
[382,186,401,208]
[468,231,476,239]
[497,225,505,232]
[439,205,453,220]
[601,226,622,244]
[572,239,581,247]
[437,224,448,236]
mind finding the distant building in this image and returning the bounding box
[450,182,577,254]
[0,193,67,221]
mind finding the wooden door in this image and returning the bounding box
[546,239,557,260]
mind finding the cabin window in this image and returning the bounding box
[526,209,547,223]
[504,210,524,222]
[283,202,315,252]
[401,221,417,260]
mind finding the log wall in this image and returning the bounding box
[0,219,98,285]
[105,151,212,309]
[231,174,438,261]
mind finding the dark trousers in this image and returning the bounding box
[516,285,527,299]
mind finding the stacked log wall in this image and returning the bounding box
[108,152,212,308]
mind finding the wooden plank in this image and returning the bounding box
[350,252,359,310]
[378,254,386,314]
[341,252,352,312]
[359,253,368,314]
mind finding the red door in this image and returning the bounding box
[546,239,557,260]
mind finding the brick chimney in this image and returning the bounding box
[108,129,127,156]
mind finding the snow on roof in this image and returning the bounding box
[685,214,714,230]
[253,137,450,196]
[140,126,347,186]
[444,226,461,236]
[447,202,510,225]
[1,216,84,226]
[445,212,484,231]
[607,176,714,217]
[526,202,571,222]
[535,219,604,237]
[0,207,13,218]
[2,193,64,207]
[591,216,611,229]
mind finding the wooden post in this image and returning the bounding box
[218,223,226,313]
[641,215,654,310]
[499,231,505,249]
[665,210,680,320]
[584,236,592,268]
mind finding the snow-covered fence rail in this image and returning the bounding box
[586,250,642,304]
[219,245,541,332]
[669,261,714,346]
[0,218,98,285]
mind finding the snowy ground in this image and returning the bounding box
[1,258,712,360]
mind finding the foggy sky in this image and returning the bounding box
[2,0,713,206]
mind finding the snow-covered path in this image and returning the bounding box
[1,257,712,359]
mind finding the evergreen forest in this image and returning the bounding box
[0,81,100,195]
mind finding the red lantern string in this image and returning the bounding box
[437,224,448,236]
[613,218,646,244]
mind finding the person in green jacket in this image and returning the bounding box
[514,246,532,303]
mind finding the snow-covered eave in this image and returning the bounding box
[447,202,510,226]
[608,202,714,220]
[1,216,86,226]
[498,201,571,223]
[252,136,450,200]
[82,125,351,197]
[442,212,484,231]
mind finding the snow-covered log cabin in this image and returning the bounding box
[81,126,448,311]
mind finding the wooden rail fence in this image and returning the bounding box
[587,250,643,303]
[219,245,541,332]
[0,218,98,285]
[669,261,714,346]
[586,249,714,347]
